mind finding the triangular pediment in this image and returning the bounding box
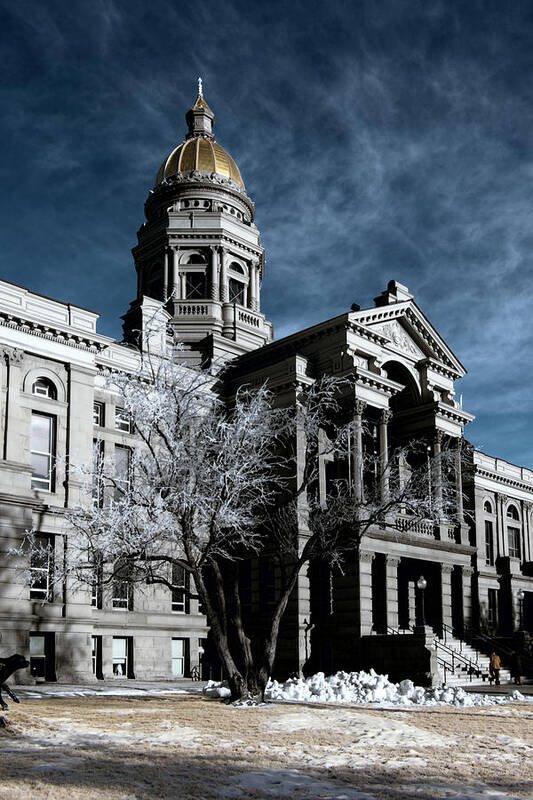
[352,301,466,376]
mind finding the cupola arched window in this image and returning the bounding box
[483,500,493,514]
[184,252,208,299]
[506,504,521,559]
[32,378,57,400]
[228,261,247,306]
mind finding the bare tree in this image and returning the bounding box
[17,344,466,702]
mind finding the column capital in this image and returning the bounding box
[497,492,509,505]
[359,551,374,564]
[463,566,474,578]
[0,346,24,365]
[354,399,367,416]
[434,430,444,445]
[385,555,400,568]
[441,564,454,575]
[380,409,393,425]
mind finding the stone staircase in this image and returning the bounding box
[435,631,511,687]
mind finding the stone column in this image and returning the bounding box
[454,438,464,521]
[219,247,228,302]
[433,430,444,516]
[256,264,261,310]
[384,555,400,631]
[357,551,374,636]
[441,564,453,634]
[379,409,392,504]
[163,249,171,301]
[462,566,474,634]
[352,399,366,502]
[524,502,532,563]
[210,247,219,301]
[172,247,181,300]
[248,262,257,310]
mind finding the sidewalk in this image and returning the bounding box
[12,679,203,699]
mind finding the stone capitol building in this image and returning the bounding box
[1,87,532,686]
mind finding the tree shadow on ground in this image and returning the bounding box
[0,734,530,800]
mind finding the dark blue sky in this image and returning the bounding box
[1,0,532,467]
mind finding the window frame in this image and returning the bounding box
[30,412,56,492]
[171,563,190,614]
[93,402,105,427]
[32,378,57,400]
[29,534,55,602]
[114,406,132,433]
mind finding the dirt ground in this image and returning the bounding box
[0,695,532,800]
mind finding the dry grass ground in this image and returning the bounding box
[0,694,532,799]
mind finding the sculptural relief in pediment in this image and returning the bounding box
[372,320,425,360]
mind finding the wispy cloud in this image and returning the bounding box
[0,0,531,465]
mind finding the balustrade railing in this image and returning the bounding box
[395,515,435,536]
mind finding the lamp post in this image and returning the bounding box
[416,575,428,628]
[517,589,525,631]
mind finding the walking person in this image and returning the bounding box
[489,651,501,685]
[509,650,522,686]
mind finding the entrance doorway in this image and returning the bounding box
[29,632,56,681]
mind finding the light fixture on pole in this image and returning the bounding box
[416,575,428,628]
[517,588,525,630]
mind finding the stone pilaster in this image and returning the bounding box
[454,438,464,521]
[461,566,474,633]
[1,347,25,463]
[356,551,374,636]
[384,555,400,631]
[496,493,508,558]
[441,564,453,633]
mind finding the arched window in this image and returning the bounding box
[483,500,493,514]
[185,253,205,265]
[506,504,521,559]
[32,378,57,400]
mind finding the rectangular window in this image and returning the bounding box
[171,638,188,677]
[90,550,103,609]
[92,439,105,507]
[93,402,105,427]
[114,407,132,433]
[112,636,128,677]
[485,520,495,566]
[114,445,131,500]
[185,272,206,299]
[229,278,245,305]
[30,534,54,601]
[112,558,133,610]
[31,413,55,491]
[171,564,190,613]
[92,635,103,679]
[508,527,521,559]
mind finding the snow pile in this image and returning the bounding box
[203,679,231,699]
[264,670,530,707]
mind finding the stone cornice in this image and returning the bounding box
[0,312,109,354]
[474,466,533,494]
[436,401,475,425]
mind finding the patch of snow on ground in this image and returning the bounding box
[220,768,375,799]
[263,671,531,707]
[17,687,188,699]
[267,709,451,747]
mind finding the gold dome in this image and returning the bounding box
[155,136,244,187]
